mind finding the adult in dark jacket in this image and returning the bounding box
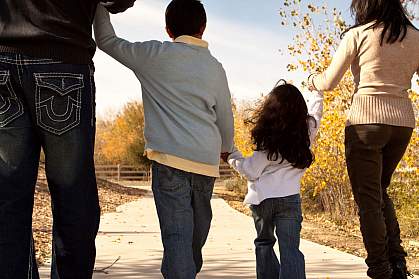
[0,1,135,278]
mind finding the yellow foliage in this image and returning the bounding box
[95,102,148,167]
[232,100,255,157]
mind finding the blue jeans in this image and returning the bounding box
[151,162,216,279]
[250,195,306,279]
[0,53,100,279]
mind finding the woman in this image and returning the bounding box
[308,0,418,278]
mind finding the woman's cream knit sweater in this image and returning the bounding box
[313,23,419,128]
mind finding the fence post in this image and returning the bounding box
[117,164,121,182]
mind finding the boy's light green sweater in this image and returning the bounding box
[93,6,234,166]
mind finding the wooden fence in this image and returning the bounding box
[95,163,235,182]
[37,163,415,183]
[96,165,150,181]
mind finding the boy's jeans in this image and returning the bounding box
[151,162,216,279]
[345,124,412,279]
[0,53,100,279]
[250,195,306,279]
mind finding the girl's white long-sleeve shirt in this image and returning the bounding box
[228,91,324,205]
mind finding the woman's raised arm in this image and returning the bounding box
[311,30,358,91]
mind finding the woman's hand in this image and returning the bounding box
[307,74,317,92]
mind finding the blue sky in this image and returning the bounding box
[93,0,416,117]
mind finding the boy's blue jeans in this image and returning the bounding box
[0,53,100,279]
[151,162,216,279]
[250,195,306,279]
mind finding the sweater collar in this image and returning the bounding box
[174,35,209,48]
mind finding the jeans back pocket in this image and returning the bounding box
[0,70,24,127]
[35,73,83,135]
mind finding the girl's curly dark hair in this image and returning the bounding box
[247,80,315,169]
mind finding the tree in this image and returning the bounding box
[95,101,149,167]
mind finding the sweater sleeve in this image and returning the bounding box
[215,68,235,153]
[228,150,270,181]
[102,0,136,14]
[93,5,158,71]
[313,30,358,91]
[305,90,324,143]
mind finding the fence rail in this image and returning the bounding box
[37,164,416,184]
[95,165,150,181]
[95,163,235,182]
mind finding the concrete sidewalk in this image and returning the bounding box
[40,189,368,278]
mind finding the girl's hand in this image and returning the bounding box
[220,153,231,163]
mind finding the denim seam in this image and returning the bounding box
[34,72,83,135]
[16,54,23,86]
[0,70,25,127]
[0,57,59,65]
[28,235,33,279]
[88,71,94,127]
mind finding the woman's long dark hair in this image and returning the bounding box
[248,81,315,169]
[343,0,417,45]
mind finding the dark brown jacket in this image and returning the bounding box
[0,0,135,63]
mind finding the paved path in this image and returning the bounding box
[40,188,368,278]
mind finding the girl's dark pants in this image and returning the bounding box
[345,124,413,279]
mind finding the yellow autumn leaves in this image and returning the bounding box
[95,101,149,167]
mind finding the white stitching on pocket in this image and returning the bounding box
[35,73,84,95]
[88,67,95,127]
[34,73,83,135]
[0,70,24,127]
[0,57,61,65]
[39,96,81,122]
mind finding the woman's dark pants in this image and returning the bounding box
[345,124,412,279]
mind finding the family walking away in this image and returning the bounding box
[0,0,418,279]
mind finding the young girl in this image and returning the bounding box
[225,81,323,279]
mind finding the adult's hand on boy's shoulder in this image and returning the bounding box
[101,0,136,14]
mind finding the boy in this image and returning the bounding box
[93,0,235,278]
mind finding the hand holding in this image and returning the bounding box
[307,74,317,92]
[220,153,230,163]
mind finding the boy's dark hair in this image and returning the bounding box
[247,80,315,169]
[165,0,207,38]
